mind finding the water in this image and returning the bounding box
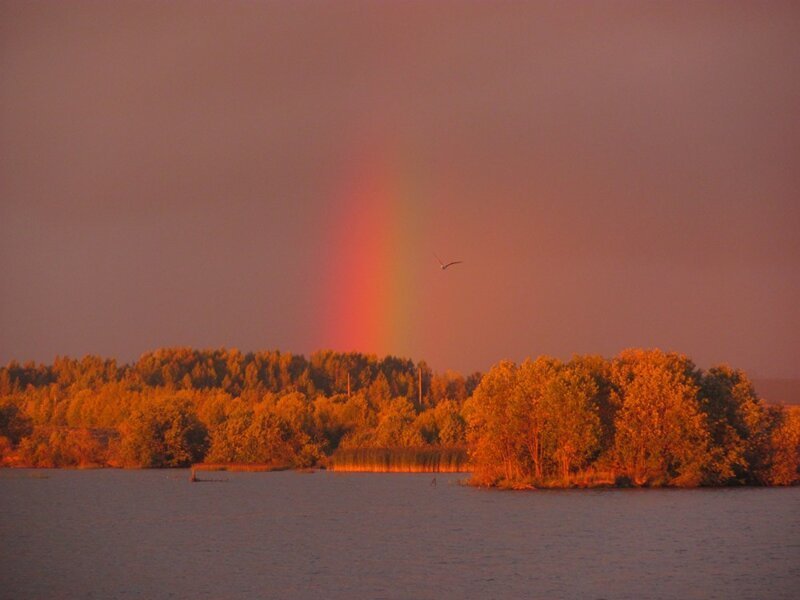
[1,470,798,600]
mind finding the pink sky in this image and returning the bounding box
[1,1,798,378]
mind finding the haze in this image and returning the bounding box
[1,1,798,378]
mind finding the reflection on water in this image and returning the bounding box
[1,470,798,599]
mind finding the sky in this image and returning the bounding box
[1,1,798,378]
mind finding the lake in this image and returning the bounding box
[1,470,798,599]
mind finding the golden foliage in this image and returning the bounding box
[0,347,795,487]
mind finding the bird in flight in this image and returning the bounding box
[434,253,463,270]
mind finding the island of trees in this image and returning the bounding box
[0,347,798,488]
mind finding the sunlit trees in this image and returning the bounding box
[206,398,321,468]
[311,394,349,453]
[415,400,466,446]
[373,397,423,447]
[611,350,711,486]
[0,400,32,445]
[272,392,321,466]
[204,399,253,463]
[699,365,772,484]
[17,427,108,467]
[1,346,796,484]
[116,398,208,468]
[515,357,560,480]
[466,358,602,486]
[766,406,800,485]
[0,400,32,464]
[1,348,468,467]
[336,392,379,449]
[541,362,601,482]
[465,350,787,488]
[435,400,467,446]
[465,360,526,485]
[429,370,468,407]
[567,354,617,460]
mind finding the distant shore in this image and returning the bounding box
[1,348,798,487]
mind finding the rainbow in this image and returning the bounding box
[321,141,428,358]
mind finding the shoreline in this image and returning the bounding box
[2,464,797,490]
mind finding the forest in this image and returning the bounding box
[0,347,798,488]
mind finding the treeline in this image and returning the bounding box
[0,348,476,469]
[465,349,800,488]
[0,347,798,487]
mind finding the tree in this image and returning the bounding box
[0,400,33,444]
[465,360,528,486]
[431,400,466,446]
[611,349,711,486]
[429,370,468,407]
[117,398,208,467]
[467,357,603,485]
[514,357,560,479]
[367,372,393,407]
[17,427,107,467]
[414,400,466,448]
[541,363,601,482]
[766,406,800,485]
[373,398,423,448]
[206,399,320,468]
[337,392,378,449]
[699,365,771,484]
[568,354,617,460]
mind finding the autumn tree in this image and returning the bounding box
[611,349,711,486]
[467,357,602,486]
[116,398,208,467]
[465,361,529,486]
[414,400,466,447]
[567,354,617,461]
[336,392,379,449]
[373,397,423,447]
[308,394,348,452]
[2,347,792,483]
[0,400,33,464]
[429,370,468,407]
[766,406,800,485]
[0,400,33,445]
[17,427,107,467]
[699,365,772,484]
[541,363,601,482]
[206,398,320,468]
[514,357,560,480]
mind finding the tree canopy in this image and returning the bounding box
[0,347,797,487]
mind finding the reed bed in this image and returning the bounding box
[474,468,621,490]
[191,463,288,473]
[330,447,469,473]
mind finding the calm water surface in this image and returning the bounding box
[1,470,798,599]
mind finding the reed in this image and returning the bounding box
[191,463,289,474]
[471,467,621,489]
[330,447,469,473]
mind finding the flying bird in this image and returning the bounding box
[434,253,463,270]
